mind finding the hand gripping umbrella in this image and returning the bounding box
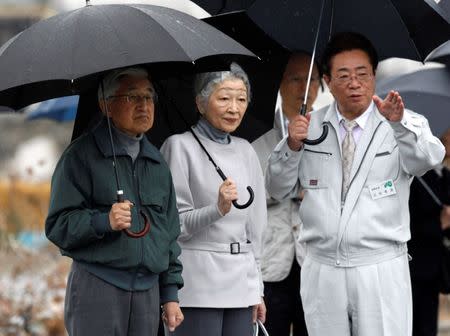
[0,2,256,236]
[189,127,254,209]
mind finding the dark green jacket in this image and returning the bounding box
[45,119,183,290]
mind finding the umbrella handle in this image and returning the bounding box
[232,186,255,209]
[124,210,151,238]
[303,124,329,145]
[116,190,151,238]
[216,168,255,210]
[300,103,329,145]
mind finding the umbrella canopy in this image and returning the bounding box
[203,10,288,61]
[26,96,79,122]
[0,3,255,110]
[190,0,255,15]
[425,39,450,65]
[50,0,211,18]
[376,66,450,137]
[246,0,450,62]
[71,58,286,147]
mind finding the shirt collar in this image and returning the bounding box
[336,100,374,129]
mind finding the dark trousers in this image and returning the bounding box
[158,308,165,336]
[264,260,308,336]
[172,307,253,336]
[411,278,440,336]
[65,262,160,336]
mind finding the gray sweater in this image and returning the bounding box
[160,124,267,307]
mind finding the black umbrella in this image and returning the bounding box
[205,8,330,145]
[425,40,450,65]
[71,10,289,146]
[191,0,255,15]
[376,66,450,137]
[210,0,450,145]
[247,0,450,62]
[0,3,255,110]
[0,3,257,234]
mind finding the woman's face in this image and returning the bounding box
[198,79,249,133]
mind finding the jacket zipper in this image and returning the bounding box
[304,148,333,156]
[130,158,144,290]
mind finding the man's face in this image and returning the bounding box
[324,49,376,119]
[279,54,320,120]
[105,75,155,137]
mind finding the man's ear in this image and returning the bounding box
[323,75,332,94]
[98,99,109,116]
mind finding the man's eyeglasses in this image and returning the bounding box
[108,93,157,104]
[332,73,373,86]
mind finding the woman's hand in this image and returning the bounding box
[252,298,267,323]
[217,178,238,215]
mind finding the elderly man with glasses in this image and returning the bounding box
[46,67,184,336]
[265,32,445,336]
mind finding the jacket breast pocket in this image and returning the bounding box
[140,192,168,227]
[366,141,400,184]
[299,149,332,189]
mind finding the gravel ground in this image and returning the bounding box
[0,241,70,336]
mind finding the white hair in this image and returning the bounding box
[97,67,149,102]
[194,62,251,112]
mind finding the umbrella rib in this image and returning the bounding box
[388,1,422,61]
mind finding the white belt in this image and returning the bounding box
[179,241,252,254]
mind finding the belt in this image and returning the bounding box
[179,241,252,254]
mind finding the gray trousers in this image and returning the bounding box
[65,262,160,336]
[171,307,253,336]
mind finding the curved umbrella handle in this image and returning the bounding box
[303,124,329,145]
[117,190,151,238]
[300,103,328,145]
[124,210,151,238]
[216,168,254,210]
[232,186,254,209]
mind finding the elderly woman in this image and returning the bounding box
[160,63,267,336]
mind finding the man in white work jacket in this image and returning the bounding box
[265,32,445,336]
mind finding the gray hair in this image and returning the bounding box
[97,67,149,102]
[194,62,251,110]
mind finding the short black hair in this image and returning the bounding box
[321,32,378,76]
[288,51,324,90]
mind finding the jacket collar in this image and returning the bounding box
[92,117,162,163]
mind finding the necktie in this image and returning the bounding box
[342,119,358,200]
